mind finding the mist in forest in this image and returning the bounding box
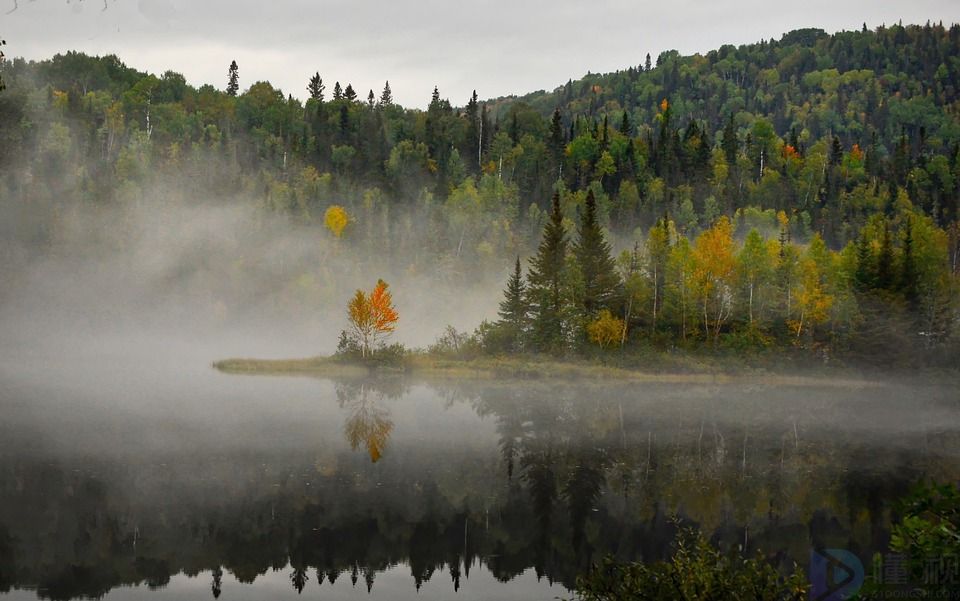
[0,184,509,375]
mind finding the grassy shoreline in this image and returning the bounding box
[211,353,900,388]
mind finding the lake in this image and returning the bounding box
[1,338,958,600]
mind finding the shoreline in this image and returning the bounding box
[211,354,903,389]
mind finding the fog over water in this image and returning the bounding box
[1,195,959,599]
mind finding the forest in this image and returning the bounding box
[1,22,959,365]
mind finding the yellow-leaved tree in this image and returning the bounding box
[789,235,834,340]
[693,216,736,343]
[347,279,399,357]
[587,309,625,349]
[324,205,349,238]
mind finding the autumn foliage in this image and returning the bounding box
[343,385,393,462]
[587,310,625,349]
[346,279,399,358]
[324,205,349,238]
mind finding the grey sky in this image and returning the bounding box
[4,0,960,108]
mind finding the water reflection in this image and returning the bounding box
[337,380,398,463]
[0,375,957,599]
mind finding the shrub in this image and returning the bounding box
[574,529,807,601]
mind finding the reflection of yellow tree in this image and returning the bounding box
[341,383,394,463]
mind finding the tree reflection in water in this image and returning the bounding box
[337,380,398,463]
[0,376,957,599]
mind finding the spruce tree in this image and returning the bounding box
[900,215,919,307]
[721,115,737,166]
[367,89,375,108]
[307,72,324,102]
[0,38,6,92]
[344,84,357,102]
[465,90,480,169]
[619,109,631,137]
[332,81,343,100]
[644,53,652,72]
[876,222,895,290]
[548,108,565,172]
[226,60,239,97]
[855,229,875,291]
[497,257,529,353]
[830,135,843,166]
[379,81,393,106]
[574,189,619,316]
[527,192,569,353]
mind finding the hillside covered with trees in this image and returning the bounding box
[0,22,958,364]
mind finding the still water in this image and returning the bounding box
[1,341,958,600]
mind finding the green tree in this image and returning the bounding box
[736,228,775,327]
[0,37,6,92]
[226,60,239,96]
[496,257,529,352]
[574,190,620,318]
[645,219,672,332]
[307,72,324,102]
[379,81,393,107]
[527,192,569,353]
[548,108,565,175]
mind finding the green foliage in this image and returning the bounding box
[226,60,239,97]
[573,189,619,318]
[890,482,960,570]
[2,29,960,366]
[574,529,808,601]
[428,325,483,359]
[495,257,529,353]
[527,192,570,353]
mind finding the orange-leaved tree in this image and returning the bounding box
[347,279,399,357]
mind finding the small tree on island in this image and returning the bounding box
[346,280,399,358]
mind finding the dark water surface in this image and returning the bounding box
[1,340,959,600]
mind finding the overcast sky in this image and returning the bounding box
[5,0,960,108]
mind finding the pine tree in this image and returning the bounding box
[619,109,631,137]
[900,215,919,305]
[379,81,393,106]
[497,257,529,352]
[876,222,895,290]
[344,84,357,102]
[367,89,375,108]
[226,60,239,97]
[527,192,569,353]
[548,108,565,173]
[464,90,480,169]
[0,38,7,92]
[830,135,843,166]
[332,81,343,100]
[855,229,875,290]
[721,115,737,166]
[574,189,620,316]
[307,72,325,102]
[644,53,652,72]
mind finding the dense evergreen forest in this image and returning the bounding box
[1,22,958,364]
